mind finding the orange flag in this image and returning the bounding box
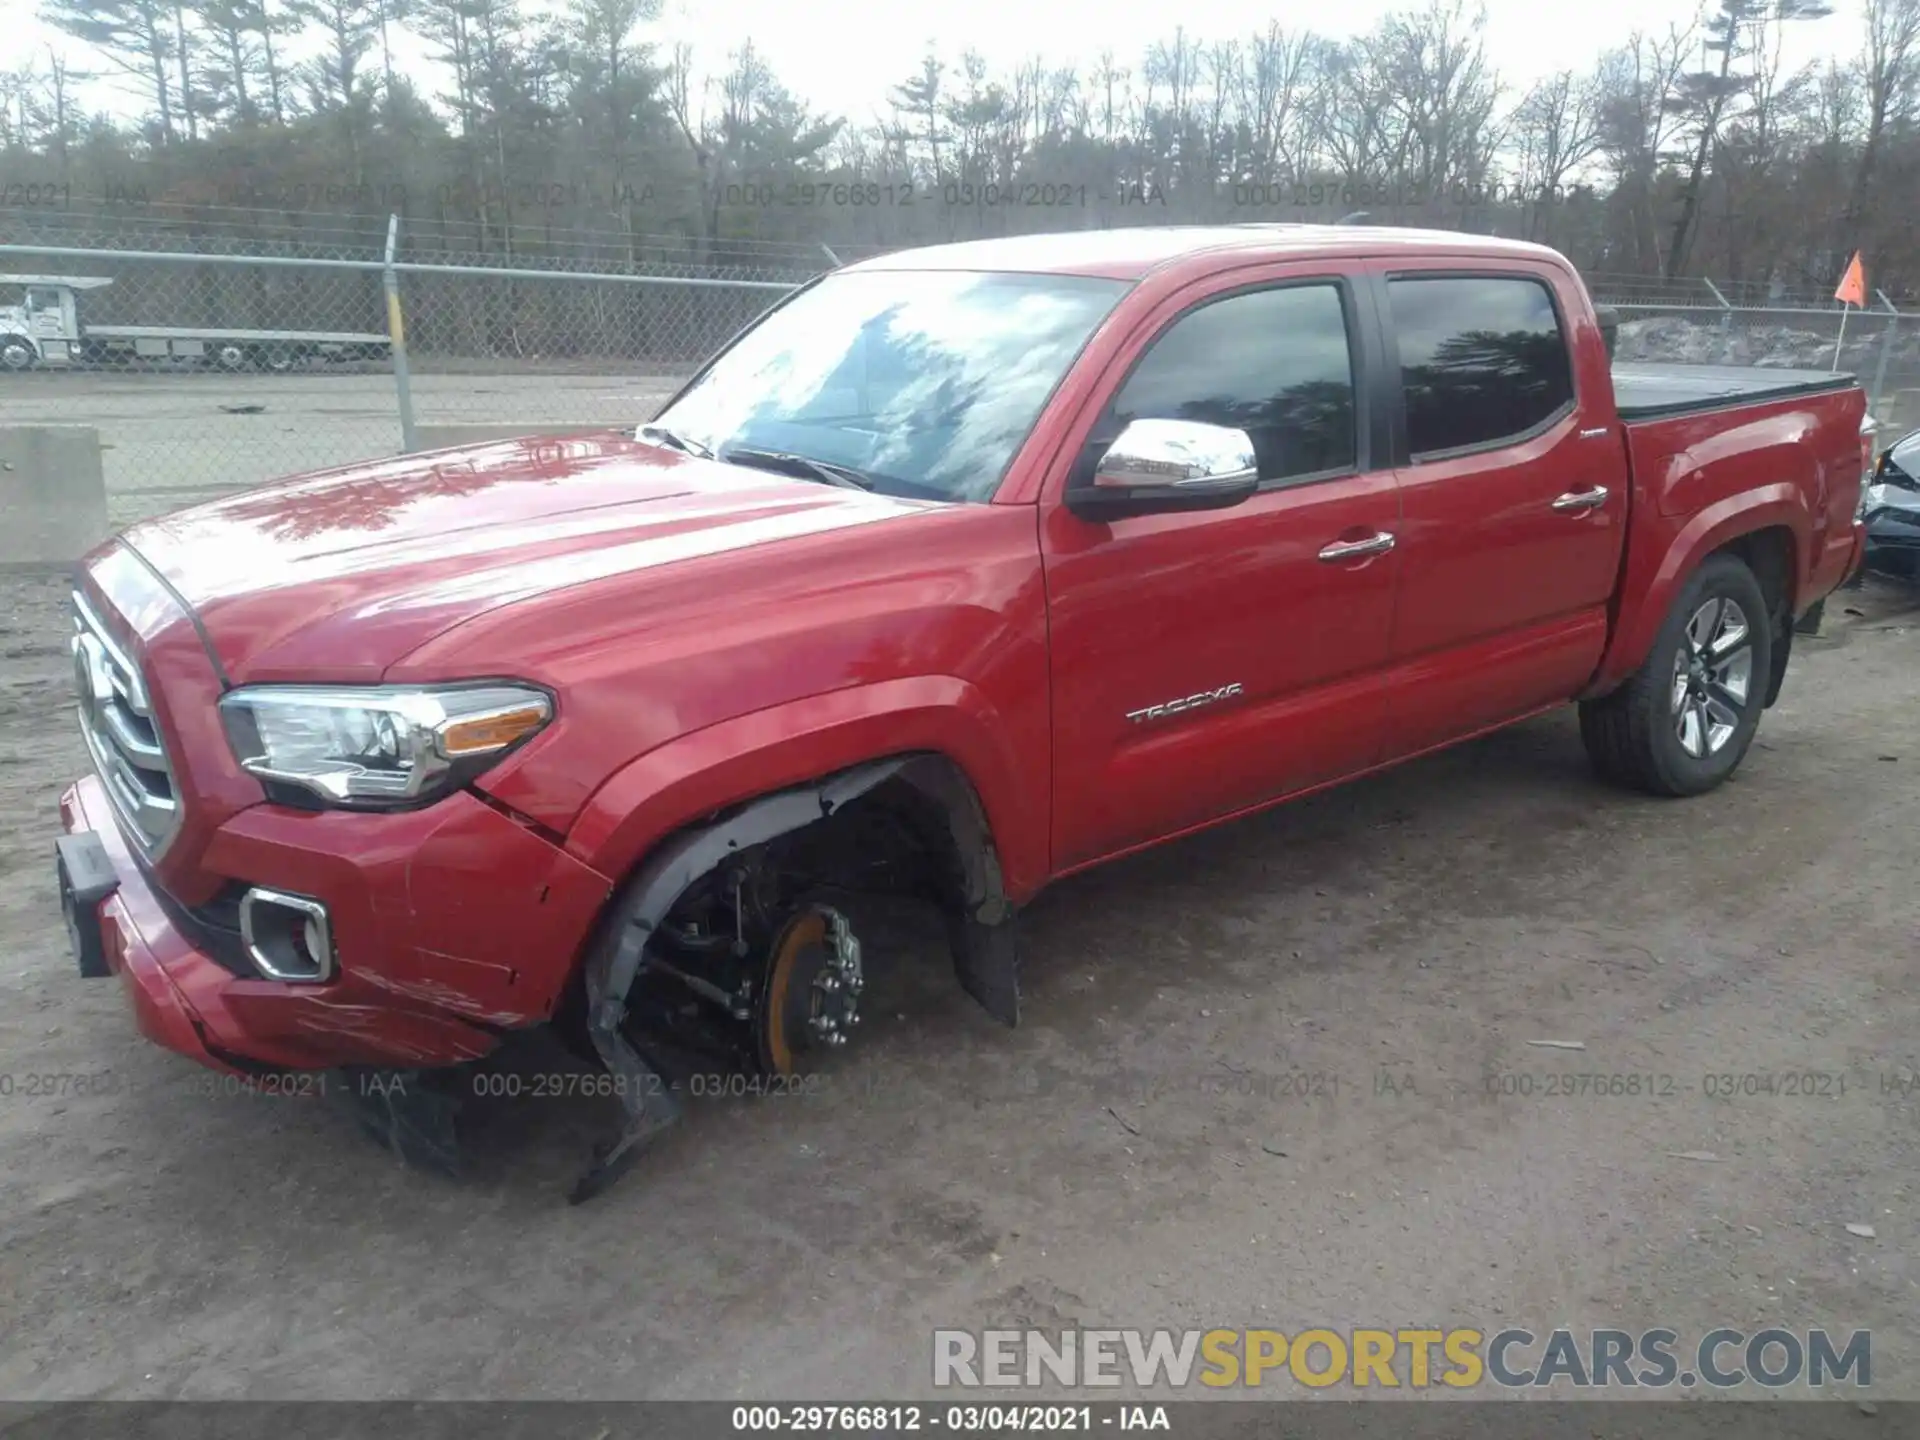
[1835,251,1867,307]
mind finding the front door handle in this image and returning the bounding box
[1317,531,1396,562]
[1551,486,1609,514]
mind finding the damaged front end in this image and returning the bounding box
[567,754,1021,1202]
[1862,431,1920,581]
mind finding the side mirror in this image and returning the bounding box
[1067,418,1260,520]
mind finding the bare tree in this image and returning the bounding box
[195,0,262,122]
[0,61,37,150]
[1511,68,1604,240]
[1711,4,1820,280]
[1844,0,1920,238]
[1089,50,1125,143]
[1240,23,1312,182]
[889,51,947,183]
[1813,57,1865,152]
[1341,0,1501,211]
[290,0,379,176]
[1664,0,1831,277]
[40,0,177,143]
[373,0,412,102]
[25,1,1920,298]
[1316,37,1401,182]
[1595,23,1697,273]
[253,0,292,122]
[40,48,88,166]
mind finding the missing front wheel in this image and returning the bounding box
[753,904,865,1075]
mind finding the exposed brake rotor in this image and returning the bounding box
[753,903,864,1076]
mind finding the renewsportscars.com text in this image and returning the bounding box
[932,1327,1871,1390]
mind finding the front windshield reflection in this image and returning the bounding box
[652,269,1130,502]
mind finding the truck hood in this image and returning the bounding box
[119,430,939,682]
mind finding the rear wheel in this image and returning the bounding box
[213,341,251,371]
[1579,552,1773,797]
[262,345,299,372]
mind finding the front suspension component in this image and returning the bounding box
[754,904,864,1075]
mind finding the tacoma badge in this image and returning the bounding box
[1124,682,1245,725]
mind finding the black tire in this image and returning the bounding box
[1579,552,1773,797]
[0,335,36,371]
[213,342,251,371]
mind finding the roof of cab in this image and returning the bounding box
[841,224,1564,281]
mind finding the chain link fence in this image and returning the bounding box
[1588,271,1920,432]
[391,257,793,447]
[0,224,819,526]
[2,221,1914,530]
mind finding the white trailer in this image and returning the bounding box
[0,275,390,372]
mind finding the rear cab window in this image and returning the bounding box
[1386,275,1575,460]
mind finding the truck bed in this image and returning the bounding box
[1612,362,1857,422]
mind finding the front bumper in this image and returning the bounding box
[1863,508,1920,571]
[60,774,613,1073]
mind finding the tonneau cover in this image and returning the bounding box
[1613,362,1858,422]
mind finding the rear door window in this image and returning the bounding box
[1386,276,1574,458]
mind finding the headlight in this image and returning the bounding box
[219,683,552,809]
[1858,418,1882,522]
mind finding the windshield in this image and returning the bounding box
[649,269,1130,502]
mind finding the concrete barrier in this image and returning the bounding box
[410,422,617,453]
[0,426,107,571]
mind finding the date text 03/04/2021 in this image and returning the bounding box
[730,1406,1166,1432]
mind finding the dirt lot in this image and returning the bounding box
[0,566,1916,1403]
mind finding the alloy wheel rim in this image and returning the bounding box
[1671,596,1753,759]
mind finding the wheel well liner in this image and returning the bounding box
[1717,524,1795,621]
[1713,525,1795,707]
[566,751,1020,1200]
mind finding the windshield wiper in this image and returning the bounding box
[636,423,714,459]
[721,447,875,492]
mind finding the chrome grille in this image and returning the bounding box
[71,591,180,857]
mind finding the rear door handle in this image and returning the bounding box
[1317,531,1396,561]
[1551,486,1609,514]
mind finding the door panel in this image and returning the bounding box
[1040,270,1402,872]
[27,289,66,343]
[1044,474,1400,867]
[1375,266,1630,754]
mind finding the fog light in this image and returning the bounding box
[238,887,335,983]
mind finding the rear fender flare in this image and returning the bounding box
[1586,486,1811,698]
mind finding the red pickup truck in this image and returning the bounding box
[55,225,1871,1197]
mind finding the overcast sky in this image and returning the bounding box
[18,0,1868,136]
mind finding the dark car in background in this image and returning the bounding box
[1863,428,1920,579]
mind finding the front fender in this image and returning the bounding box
[561,675,1049,902]
[1585,484,1811,698]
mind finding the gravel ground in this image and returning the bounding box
[0,562,1916,1404]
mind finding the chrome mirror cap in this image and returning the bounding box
[1092,418,1258,491]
